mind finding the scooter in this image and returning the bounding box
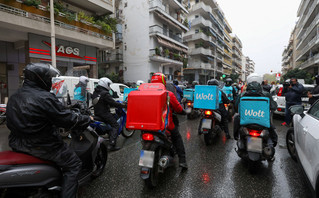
[235,124,275,165]
[184,100,200,120]
[0,122,108,197]
[198,109,222,145]
[139,129,176,188]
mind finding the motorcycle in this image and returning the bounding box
[0,121,108,197]
[235,124,275,165]
[60,101,135,138]
[184,100,200,119]
[93,103,135,138]
[224,102,235,121]
[198,109,222,145]
[139,129,176,188]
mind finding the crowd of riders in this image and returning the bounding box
[5,62,277,198]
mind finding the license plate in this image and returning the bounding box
[201,119,212,129]
[185,107,192,114]
[139,150,155,168]
[247,137,262,153]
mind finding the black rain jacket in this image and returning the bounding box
[7,80,91,151]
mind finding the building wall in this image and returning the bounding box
[123,0,150,83]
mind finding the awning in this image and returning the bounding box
[157,36,188,54]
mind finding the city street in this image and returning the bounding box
[0,115,312,197]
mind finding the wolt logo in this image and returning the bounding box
[196,93,214,100]
[245,109,265,117]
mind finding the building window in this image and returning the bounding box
[124,2,127,7]
[195,15,199,18]
[195,0,199,3]
[195,29,199,34]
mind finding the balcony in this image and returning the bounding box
[191,16,212,28]
[115,32,122,43]
[297,0,319,36]
[298,53,319,69]
[298,14,319,47]
[103,50,123,63]
[190,47,212,56]
[168,0,189,14]
[149,25,184,44]
[149,49,184,66]
[68,0,113,14]
[150,0,188,32]
[191,2,212,16]
[297,34,319,60]
[223,58,232,66]
[0,1,113,46]
[184,32,215,45]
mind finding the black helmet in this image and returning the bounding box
[173,79,178,86]
[24,63,60,91]
[225,78,232,86]
[208,79,219,86]
[192,81,199,86]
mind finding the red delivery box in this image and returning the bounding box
[126,83,168,131]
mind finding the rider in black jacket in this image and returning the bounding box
[92,77,126,151]
[308,75,319,105]
[6,63,91,198]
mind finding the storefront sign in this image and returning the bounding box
[28,33,97,64]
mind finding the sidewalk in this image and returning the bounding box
[0,125,10,151]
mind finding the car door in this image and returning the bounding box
[302,101,319,188]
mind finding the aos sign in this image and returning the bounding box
[57,45,80,56]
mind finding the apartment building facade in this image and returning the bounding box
[183,0,225,84]
[282,28,296,75]
[295,0,319,75]
[231,34,243,77]
[122,0,189,83]
[0,0,114,103]
[223,19,232,76]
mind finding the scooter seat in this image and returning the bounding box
[0,151,50,165]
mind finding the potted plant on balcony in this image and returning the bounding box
[164,49,169,58]
[155,47,161,56]
[183,18,188,28]
[169,51,174,59]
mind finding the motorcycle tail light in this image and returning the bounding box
[224,104,228,108]
[187,102,192,106]
[142,133,154,141]
[204,110,212,116]
[247,129,262,137]
[277,108,282,112]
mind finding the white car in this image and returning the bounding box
[272,84,314,116]
[286,101,319,196]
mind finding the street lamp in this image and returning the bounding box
[50,0,56,68]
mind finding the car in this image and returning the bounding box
[286,101,319,197]
[272,84,314,116]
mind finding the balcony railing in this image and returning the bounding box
[298,53,319,69]
[299,14,319,46]
[149,25,183,43]
[0,2,112,40]
[191,16,212,28]
[149,0,188,31]
[298,0,319,32]
[190,47,212,56]
[115,32,122,42]
[149,49,184,64]
[191,2,212,15]
[297,34,319,60]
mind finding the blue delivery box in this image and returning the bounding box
[193,85,219,110]
[183,89,194,101]
[239,97,270,128]
[123,88,138,101]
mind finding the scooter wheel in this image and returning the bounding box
[92,142,108,178]
[122,128,135,138]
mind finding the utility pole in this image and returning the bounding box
[50,0,56,67]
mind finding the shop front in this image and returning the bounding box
[28,33,98,78]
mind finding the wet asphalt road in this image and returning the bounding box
[77,115,312,198]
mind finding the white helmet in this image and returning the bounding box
[136,80,145,86]
[79,76,89,84]
[98,77,113,90]
[247,73,263,84]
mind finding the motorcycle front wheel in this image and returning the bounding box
[92,142,108,178]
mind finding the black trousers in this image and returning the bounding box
[99,112,120,146]
[171,114,186,163]
[12,142,82,198]
[233,114,278,147]
[219,104,230,135]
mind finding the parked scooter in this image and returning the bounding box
[198,109,222,145]
[0,120,107,197]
